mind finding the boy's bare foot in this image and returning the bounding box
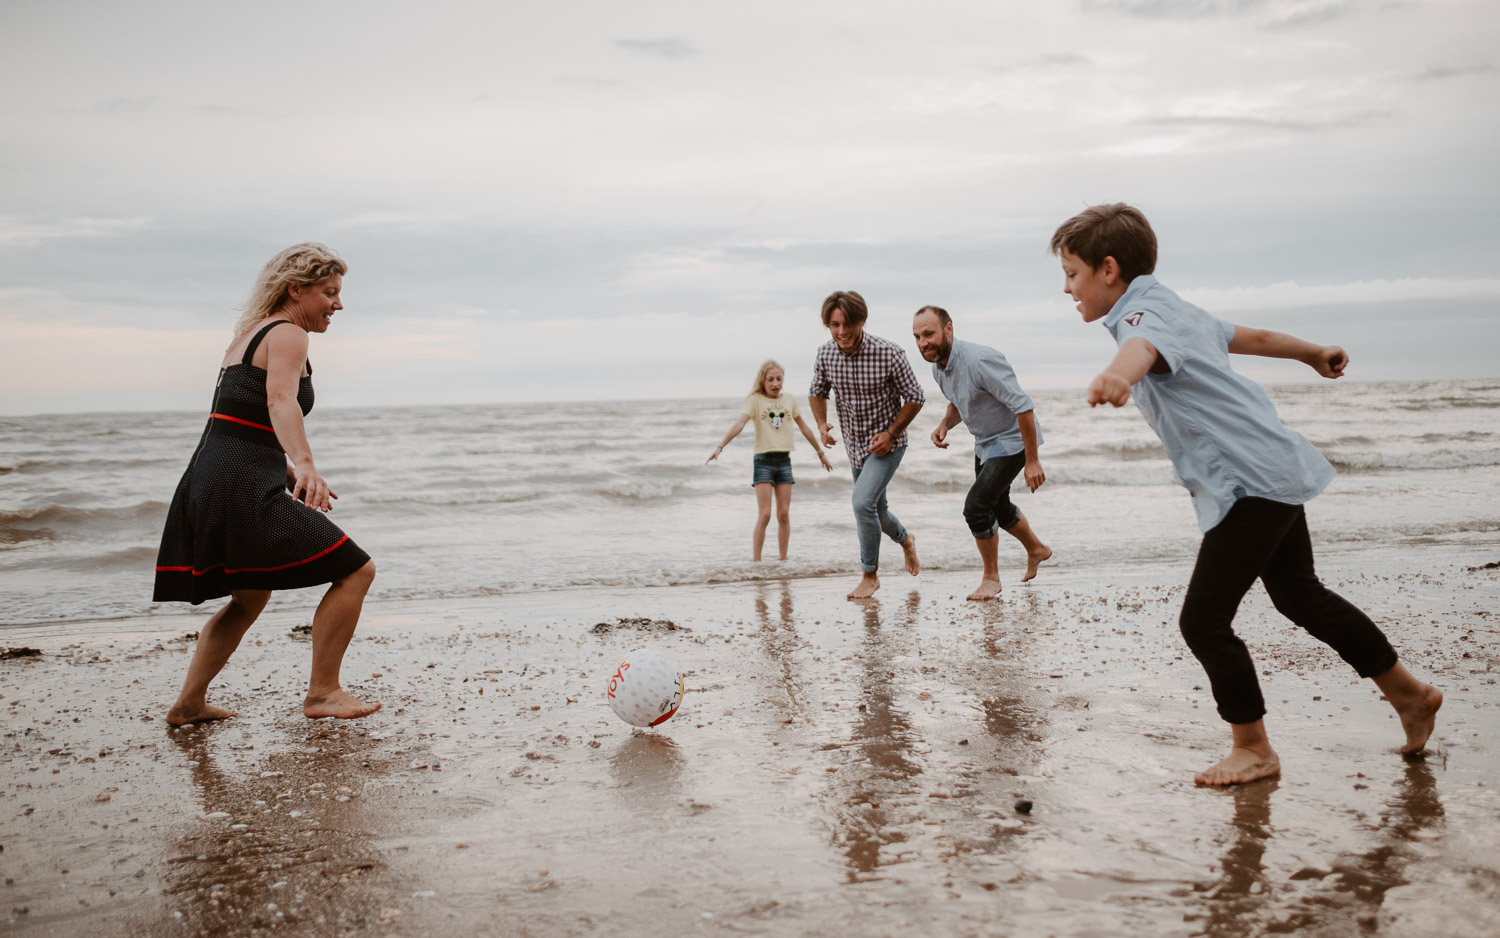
[901,533,920,576]
[1022,545,1052,582]
[304,689,382,720]
[1195,745,1281,786]
[967,577,1002,601]
[848,573,880,600]
[1394,684,1443,754]
[166,703,237,726]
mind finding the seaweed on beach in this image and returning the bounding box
[590,616,687,634]
[1,646,42,660]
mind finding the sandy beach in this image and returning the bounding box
[3,544,1497,938]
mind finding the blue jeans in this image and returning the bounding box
[850,447,908,573]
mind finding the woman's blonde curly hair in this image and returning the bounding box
[232,242,347,336]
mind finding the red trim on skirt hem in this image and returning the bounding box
[155,535,350,576]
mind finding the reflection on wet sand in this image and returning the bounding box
[146,723,399,938]
[754,580,808,720]
[609,732,686,804]
[976,599,1049,753]
[1194,778,1278,938]
[831,595,925,881]
[1192,759,1445,937]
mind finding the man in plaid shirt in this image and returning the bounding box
[809,290,925,599]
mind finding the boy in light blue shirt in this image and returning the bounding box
[1050,203,1442,787]
[913,305,1052,600]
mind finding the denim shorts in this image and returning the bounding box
[752,451,795,486]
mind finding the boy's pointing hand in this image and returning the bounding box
[1087,372,1132,408]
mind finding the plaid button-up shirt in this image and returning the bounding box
[809,332,925,469]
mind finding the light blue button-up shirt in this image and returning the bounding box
[1104,275,1336,532]
[932,339,1040,461]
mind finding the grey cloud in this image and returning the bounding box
[1263,2,1355,30]
[1139,109,1394,131]
[1084,0,1361,29]
[613,37,696,59]
[991,52,1091,74]
[91,96,163,114]
[1412,63,1496,81]
[556,76,629,88]
[1037,53,1091,67]
[1079,0,1268,20]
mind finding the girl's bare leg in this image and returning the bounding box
[167,589,270,725]
[752,483,773,561]
[303,560,382,719]
[774,483,792,560]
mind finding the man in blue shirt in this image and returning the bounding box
[1051,202,1443,788]
[914,306,1051,600]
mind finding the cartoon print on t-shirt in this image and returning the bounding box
[764,406,787,429]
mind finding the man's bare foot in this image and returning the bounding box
[166,703,237,726]
[1021,545,1052,583]
[848,573,880,600]
[303,688,382,720]
[1195,745,1281,786]
[967,577,1002,601]
[901,533,920,576]
[1394,684,1443,754]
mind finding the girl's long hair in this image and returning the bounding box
[232,242,347,336]
[749,359,784,397]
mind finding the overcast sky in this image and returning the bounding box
[2,0,1497,415]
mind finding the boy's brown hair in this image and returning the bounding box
[820,290,869,328]
[1049,203,1158,282]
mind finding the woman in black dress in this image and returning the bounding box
[155,243,380,724]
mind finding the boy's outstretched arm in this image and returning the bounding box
[794,415,834,471]
[1228,325,1348,378]
[1088,337,1159,408]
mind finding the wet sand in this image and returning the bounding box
[3,548,1498,937]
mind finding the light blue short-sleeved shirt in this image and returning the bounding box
[932,339,1041,461]
[1103,275,1336,533]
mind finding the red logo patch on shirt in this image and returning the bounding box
[1123,311,1146,327]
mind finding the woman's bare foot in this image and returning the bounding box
[901,533,920,576]
[1195,745,1281,786]
[303,688,382,720]
[166,703,238,726]
[967,577,1002,601]
[1394,684,1444,754]
[848,573,880,600]
[1372,663,1444,754]
[1021,545,1052,582]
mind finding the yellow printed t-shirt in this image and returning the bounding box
[743,393,801,453]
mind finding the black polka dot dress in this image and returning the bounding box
[153,320,371,604]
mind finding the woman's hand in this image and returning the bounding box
[818,450,832,472]
[706,445,723,465]
[289,461,337,512]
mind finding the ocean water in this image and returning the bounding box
[2,379,1498,627]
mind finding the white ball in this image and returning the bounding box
[606,649,685,728]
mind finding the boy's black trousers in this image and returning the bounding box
[1180,497,1398,724]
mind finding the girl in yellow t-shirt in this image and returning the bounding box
[707,359,832,560]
